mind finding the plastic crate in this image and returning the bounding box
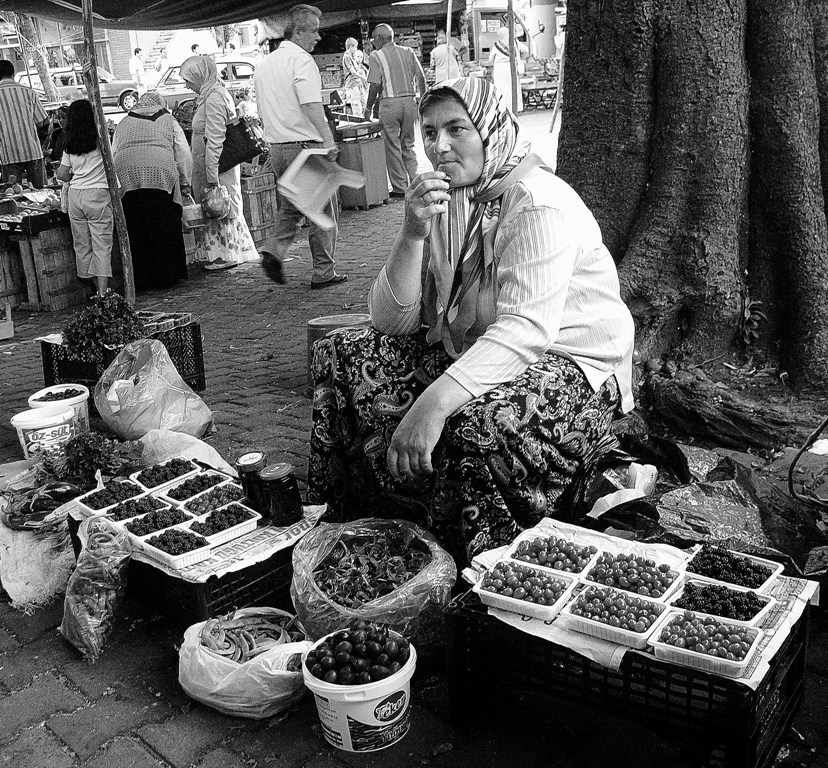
[446,591,808,768]
[40,321,206,393]
[67,515,295,629]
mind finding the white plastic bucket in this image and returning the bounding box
[28,384,90,433]
[10,405,76,459]
[302,631,417,752]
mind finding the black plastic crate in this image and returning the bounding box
[41,321,206,393]
[446,591,808,768]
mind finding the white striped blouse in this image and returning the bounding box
[368,168,636,413]
[0,81,47,165]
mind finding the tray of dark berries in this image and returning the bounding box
[669,578,777,627]
[159,471,229,505]
[76,479,144,516]
[106,495,167,522]
[684,544,784,594]
[582,551,682,601]
[474,560,579,621]
[182,482,245,517]
[649,609,764,678]
[125,506,192,548]
[505,534,599,576]
[142,526,212,569]
[131,457,200,492]
[189,502,260,546]
[560,585,666,649]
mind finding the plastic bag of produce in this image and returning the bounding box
[178,607,311,719]
[201,184,231,220]
[60,516,131,663]
[95,339,213,441]
[290,518,457,647]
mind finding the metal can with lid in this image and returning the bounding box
[259,462,303,526]
[235,451,267,515]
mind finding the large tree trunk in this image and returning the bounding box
[16,14,59,103]
[557,0,828,392]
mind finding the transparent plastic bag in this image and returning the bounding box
[178,607,311,719]
[94,339,213,441]
[290,518,457,643]
[60,516,131,663]
[201,184,231,220]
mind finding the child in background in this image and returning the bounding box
[56,99,113,298]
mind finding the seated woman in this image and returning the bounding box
[308,77,635,564]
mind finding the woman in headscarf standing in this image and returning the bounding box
[488,23,528,113]
[112,91,192,291]
[179,55,258,270]
[342,38,368,116]
[308,78,635,565]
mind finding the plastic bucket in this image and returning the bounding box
[29,383,90,433]
[10,405,76,459]
[302,631,417,752]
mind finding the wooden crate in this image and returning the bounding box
[0,232,26,308]
[11,225,86,311]
[248,223,276,250]
[241,172,277,250]
[338,135,389,208]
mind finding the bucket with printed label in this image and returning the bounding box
[10,405,76,459]
[28,384,90,433]
[302,630,417,752]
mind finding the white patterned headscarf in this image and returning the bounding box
[420,76,531,356]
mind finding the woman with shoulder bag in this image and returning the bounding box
[179,55,258,270]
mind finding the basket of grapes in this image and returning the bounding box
[504,534,599,576]
[159,471,229,506]
[473,560,578,621]
[142,526,212,569]
[684,545,783,594]
[668,579,776,627]
[649,609,764,678]
[582,551,682,601]
[559,585,666,649]
[182,482,245,517]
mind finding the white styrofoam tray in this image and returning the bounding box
[648,609,764,679]
[124,506,190,552]
[130,458,200,494]
[186,502,261,547]
[683,549,784,595]
[503,531,600,577]
[105,495,169,524]
[580,551,684,602]
[75,480,145,518]
[181,481,245,517]
[139,523,212,569]
[157,470,231,506]
[558,586,668,650]
[473,562,579,622]
[667,577,778,628]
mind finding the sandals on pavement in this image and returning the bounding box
[204,260,237,271]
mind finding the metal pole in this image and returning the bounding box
[444,0,453,83]
[507,0,518,114]
[81,0,135,304]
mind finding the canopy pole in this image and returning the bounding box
[507,1,518,115]
[444,0,453,83]
[80,0,134,304]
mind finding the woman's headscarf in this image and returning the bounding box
[131,90,166,115]
[421,76,534,356]
[179,55,221,105]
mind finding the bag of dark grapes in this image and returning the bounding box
[290,519,456,658]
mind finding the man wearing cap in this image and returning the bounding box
[254,3,346,289]
[363,24,425,198]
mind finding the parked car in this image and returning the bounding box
[15,67,139,111]
[153,56,256,110]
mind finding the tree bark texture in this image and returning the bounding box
[16,14,59,103]
[557,0,828,391]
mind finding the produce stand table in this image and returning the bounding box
[448,577,815,768]
[68,504,324,629]
[521,78,558,110]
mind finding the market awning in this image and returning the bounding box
[0,0,458,30]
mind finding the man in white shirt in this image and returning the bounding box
[128,48,145,96]
[254,3,346,289]
[430,29,462,84]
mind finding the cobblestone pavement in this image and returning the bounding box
[0,111,826,768]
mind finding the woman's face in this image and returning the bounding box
[183,75,199,94]
[421,99,484,188]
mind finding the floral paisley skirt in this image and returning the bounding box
[308,327,620,564]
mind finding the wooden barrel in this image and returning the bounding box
[307,313,371,389]
[241,172,278,249]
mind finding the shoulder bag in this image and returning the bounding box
[218,117,267,175]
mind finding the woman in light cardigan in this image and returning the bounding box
[309,78,635,564]
[179,55,257,270]
[112,91,192,290]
